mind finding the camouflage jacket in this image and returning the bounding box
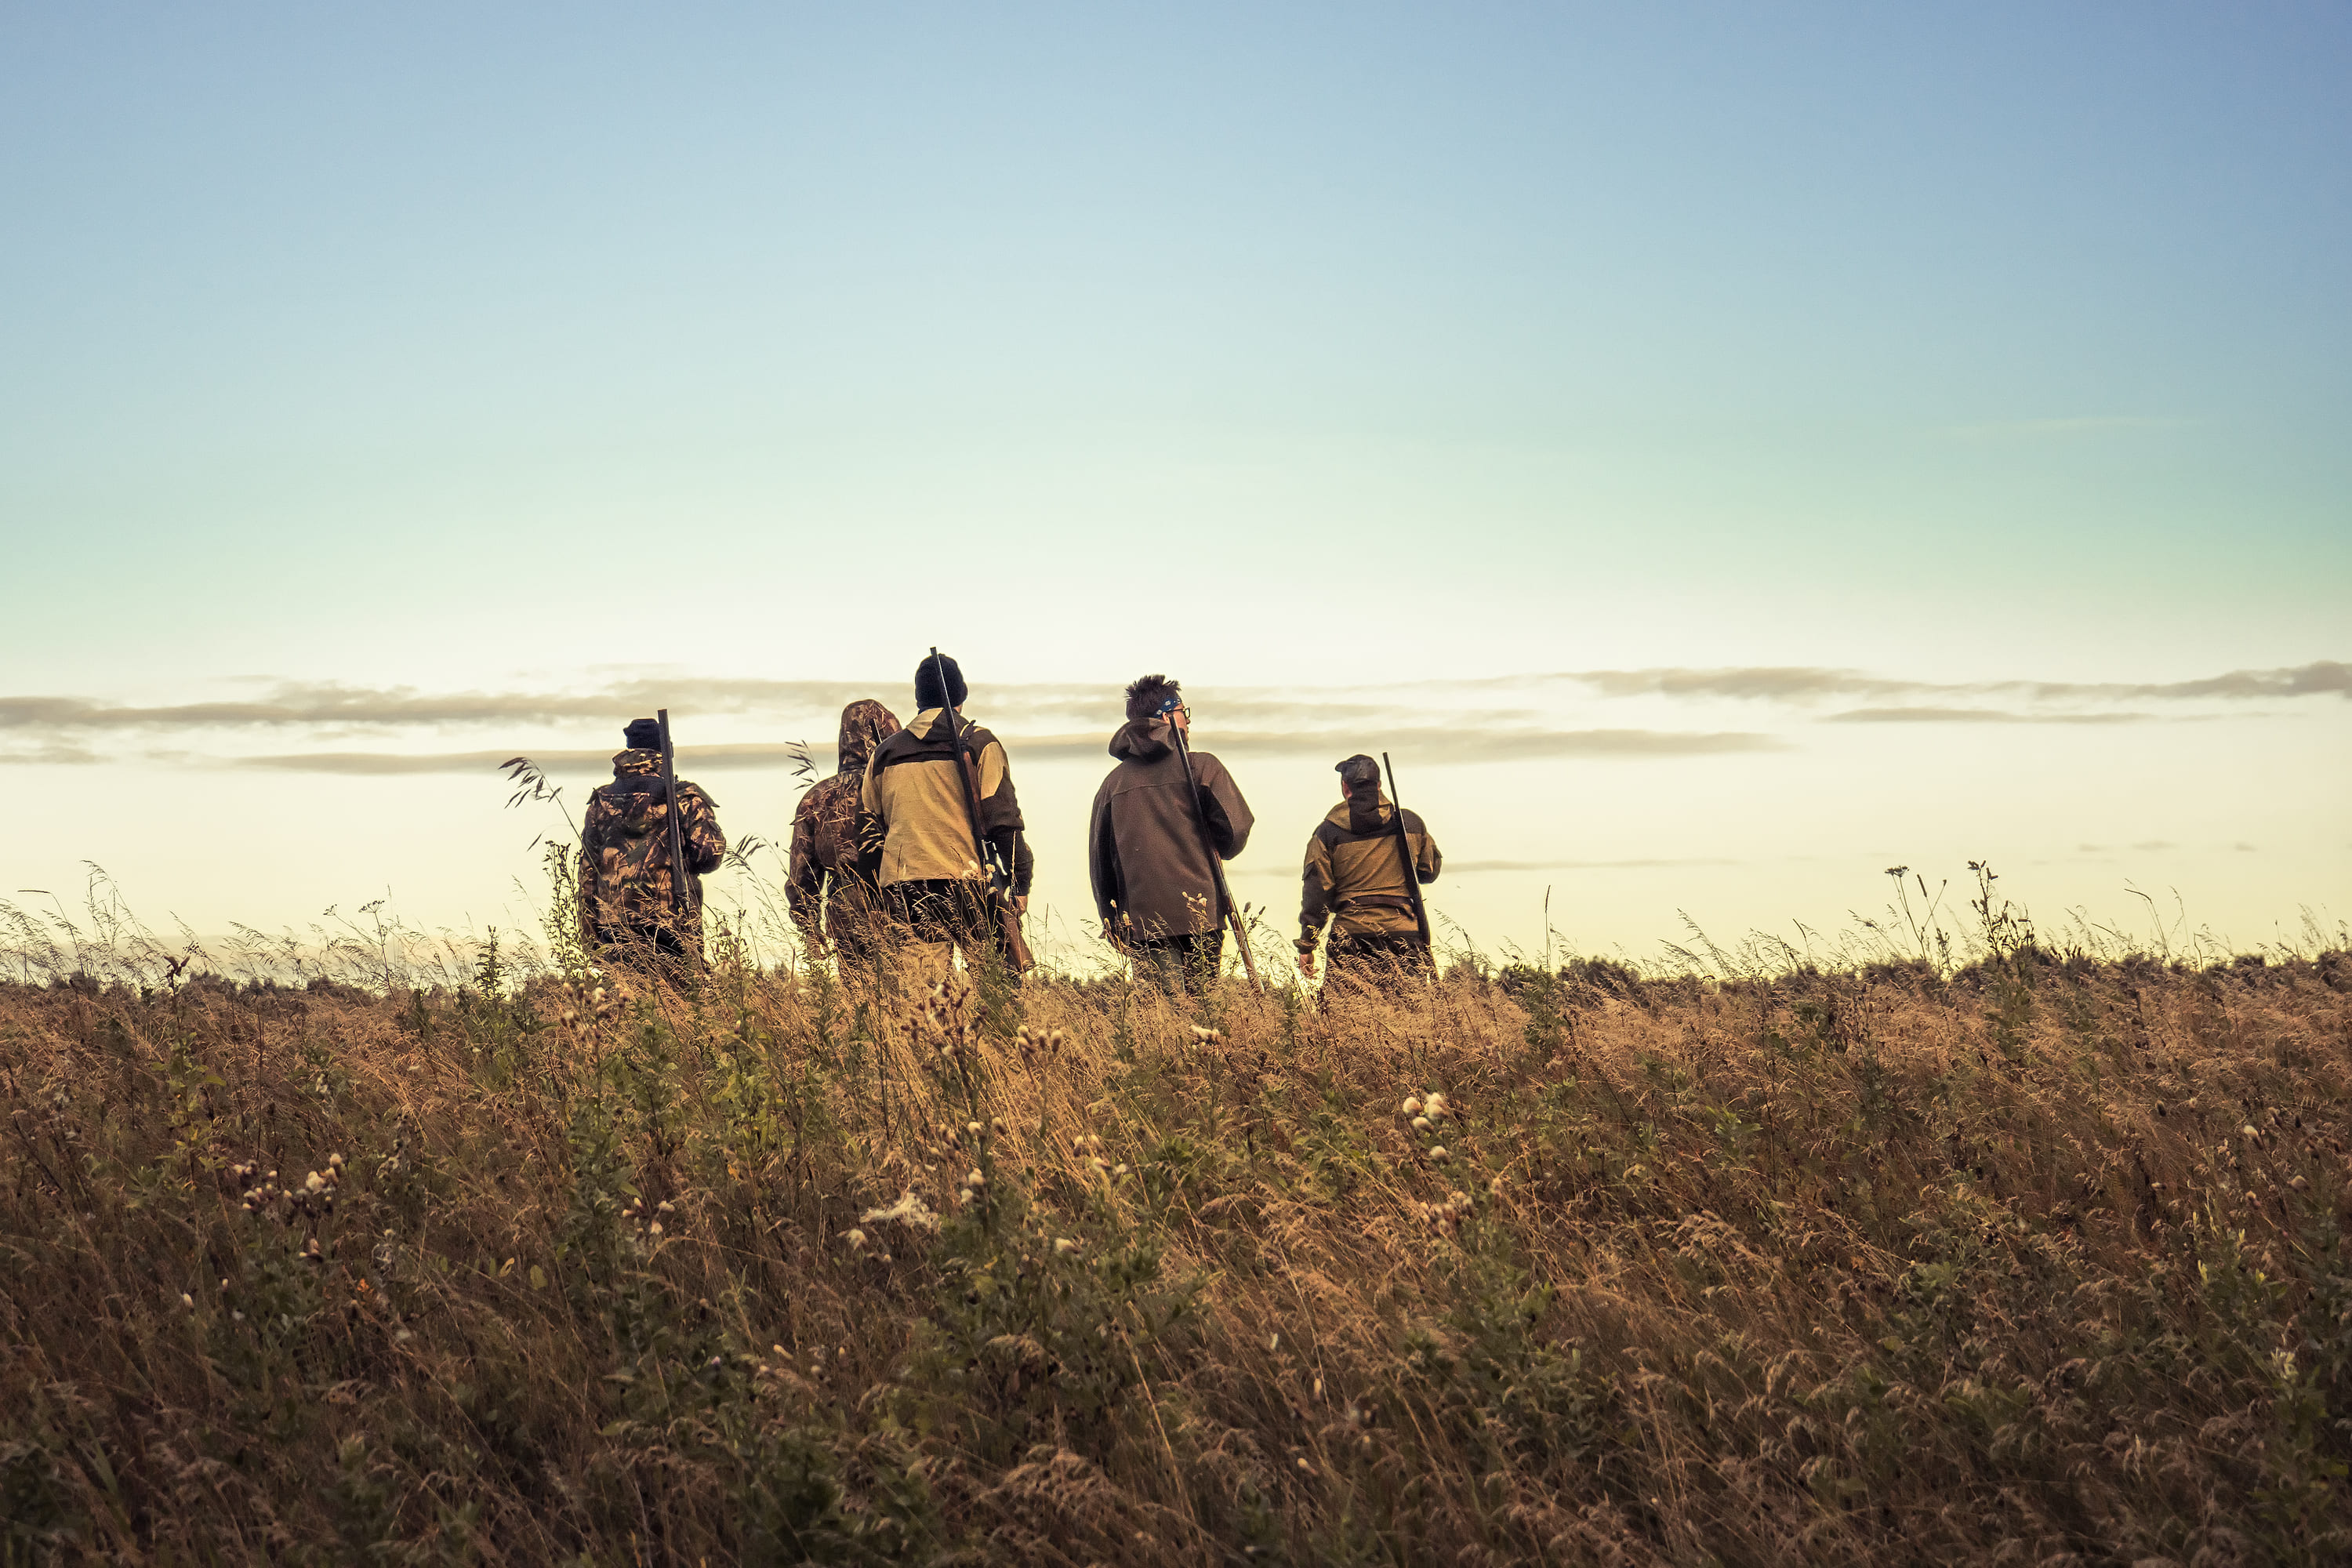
[578,750,726,932]
[787,700,901,942]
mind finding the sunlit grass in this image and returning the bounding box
[1,873,2347,1563]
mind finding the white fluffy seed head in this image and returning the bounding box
[1401,1097,1421,1116]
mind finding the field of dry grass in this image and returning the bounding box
[2,909,2349,1565]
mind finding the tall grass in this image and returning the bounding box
[1,877,2347,1564]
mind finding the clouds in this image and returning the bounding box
[0,659,2339,771]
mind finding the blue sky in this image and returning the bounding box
[3,4,2346,963]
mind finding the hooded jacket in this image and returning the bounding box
[1301,793,1439,941]
[787,700,901,940]
[1089,717,1254,939]
[578,750,727,935]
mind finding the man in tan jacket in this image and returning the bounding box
[1297,753,1440,982]
[1089,674,1254,993]
[856,653,1032,982]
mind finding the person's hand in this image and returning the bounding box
[1296,948,1317,978]
[1011,895,1029,916]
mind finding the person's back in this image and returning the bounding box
[1297,753,1439,983]
[856,654,1032,981]
[579,717,727,973]
[788,699,901,963]
[1089,674,1252,992]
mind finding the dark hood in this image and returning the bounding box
[837,699,902,774]
[1109,717,1175,763]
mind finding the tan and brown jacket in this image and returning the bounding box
[1300,794,1440,942]
[856,709,1033,895]
[1089,717,1254,939]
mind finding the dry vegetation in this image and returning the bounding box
[2,882,2350,1565]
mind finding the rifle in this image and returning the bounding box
[1171,724,1262,990]
[657,710,688,924]
[929,648,1036,974]
[1381,752,1434,952]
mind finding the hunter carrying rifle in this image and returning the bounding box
[1297,752,1442,985]
[578,715,728,978]
[856,651,1034,983]
[1088,674,1257,995]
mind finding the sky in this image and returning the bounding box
[3,3,2347,971]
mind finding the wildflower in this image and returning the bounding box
[1428,1145,1450,1163]
[964,1168,986,1190]
[304,1172,327,1194]
[648,1221,664,1237]
[860,1191,942,1232]
[1424,1092,1450,1121]
[1266,1332,1280,1352]
[1193,1026,1222,1044]
[1401,1097,1421,1116]
[967,1121,983,1136]
[1112,1163,1131,1177]
[180,1292,194,1309]
[1054,1237,1080,1255]
[656,1200,673,1215]
[327,1152,345,1171]
[845,1229,868,1250]
[1411,1116,1431,1133]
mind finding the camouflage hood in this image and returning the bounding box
[836,700,902,775]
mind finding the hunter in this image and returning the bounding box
[578,717,727,974]
[1297,753,1442,982]
[786,699,902,967]
[1088,674,1254,994]
[856,653,1033,982]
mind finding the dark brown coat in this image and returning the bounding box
[1089,718,1254,939]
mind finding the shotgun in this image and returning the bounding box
[929,648,1036,974]
[1381,752,1433,952]
[1171,724,1262,990]
[657,710,688,923]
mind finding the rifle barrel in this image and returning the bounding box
[1380,751,1433,949]
[929,648,1033,973]
[658,710,688,920]
[1173,727,1262,990]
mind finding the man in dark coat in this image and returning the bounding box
[1089,674,1254,993]
[578,717,727,976]
[787,699,901,967]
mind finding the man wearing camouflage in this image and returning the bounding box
[787,699,901,967]
[578,717,727,975]
[1297,753,1441,984]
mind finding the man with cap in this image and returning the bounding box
[578,717,728,975]
[1296,753,1442,983]
[1089,673,1254,994]
[856,653,1033,982]
[787,699,902,968]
